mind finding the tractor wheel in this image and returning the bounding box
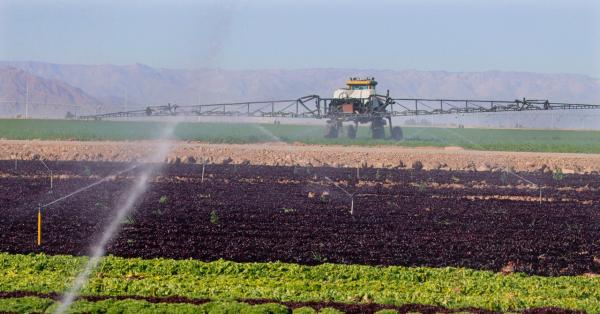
[371,118,385,139]
[324,123,339,138]
[391,126,403,141]
[347,125,357,139]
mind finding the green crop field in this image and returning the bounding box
[0,253,598,313]
[1,119,600,153]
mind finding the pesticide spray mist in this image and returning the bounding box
[55,122,178,313]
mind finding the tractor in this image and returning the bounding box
[80,77,600,139]
[324,77,402,140]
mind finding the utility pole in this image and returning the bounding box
[25,82,29,119]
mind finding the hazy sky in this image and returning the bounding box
[1,0,599,77]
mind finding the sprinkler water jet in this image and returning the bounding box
[503,167,543,204]
[55,121,179,314]
[201,159,206,183]
[39,159,53,190]
[324,176,355,215]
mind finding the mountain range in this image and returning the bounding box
[0,66,100,117]
[1,61,599,118]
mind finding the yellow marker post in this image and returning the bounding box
[37,208,41,246]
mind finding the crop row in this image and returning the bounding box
[0,297,301,314]
[1,162,599,276]
[0,253,598,312]
[0,292,517,314]
[0,295,587,314]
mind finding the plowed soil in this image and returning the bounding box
[1,140,600,173]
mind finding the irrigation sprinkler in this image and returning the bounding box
[37,207,42,246]
[503,167,543,204]
[201,159,206,183]
[324,176,355,215]
[39,159,53,190]
[35,164,141,247]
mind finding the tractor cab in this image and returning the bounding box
[346,78,377,90]
[333,77,378,101]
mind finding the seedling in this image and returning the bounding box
[83,166,92,177]
[375,169,382,180]
[417,181,427,192]
[151,196,168,215]
[320,192,330,203]
[282,207,296,213]
[159,196,168,204]
[311,251,328,263]
[122,216,136,225]
[500,172,509,184]
[94,202,108,209]
[553,168,564,181]
[127,239,135,245]
[210,210,219,225]
[451,176,460,183]
[437,219,452,225]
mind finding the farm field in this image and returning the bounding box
[1,118,600,153]
[5,1,600,313]
[0,254,598,313]
[0,160,599,313]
